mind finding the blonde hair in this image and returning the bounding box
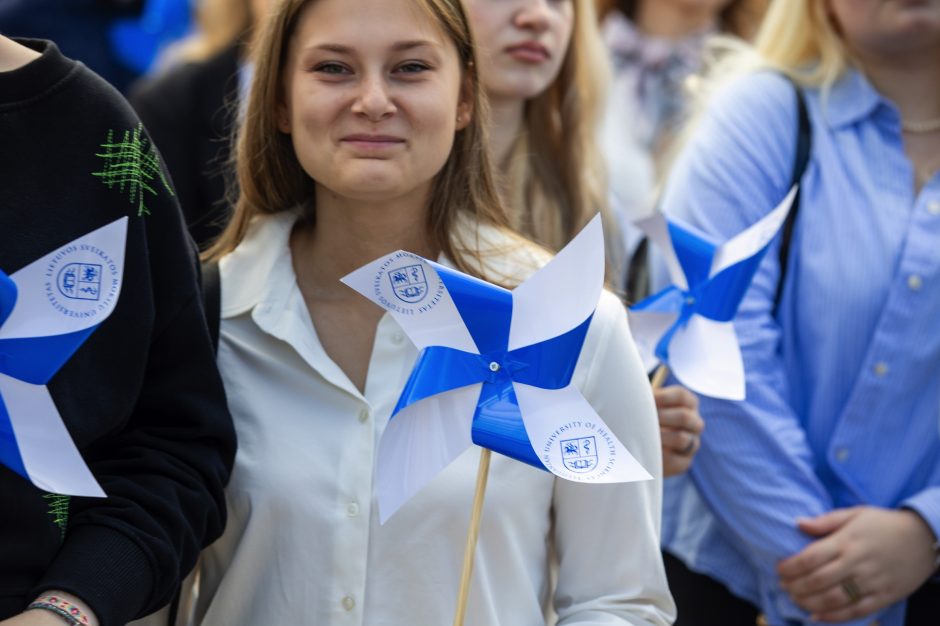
[751,0,849,88]
[506,0,615,264]
[170,0,254,63]
[204,0,512,280]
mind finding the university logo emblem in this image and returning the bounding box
[389,264,428,303]
[560,436,598,473]
[57,263,102,301]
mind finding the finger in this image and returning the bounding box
[657,407,704,433]
[783,557,852,599]
[778,536,841,580]
[790,581,857,615]
[654,385,698,410]
[660,428,697,455]
[662,450,693,477]
[812,594,881,624]
[797,508,860,537]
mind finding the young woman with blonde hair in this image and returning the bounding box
[189,0,674,624]
[655,1,940,624]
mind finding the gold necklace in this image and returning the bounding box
[902,117,940,133]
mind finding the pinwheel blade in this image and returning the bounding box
[508,214,604,351]
[668,317,745,400]
[513,383,652,483]
[0,374,105,497]
[376,385,479,523]
[635,212,689,291]
[341,252,478,354]
[710,186,797,277]
[626,309,679,373]
[0,217,127,341]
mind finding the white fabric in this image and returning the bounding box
[192,213,675,626]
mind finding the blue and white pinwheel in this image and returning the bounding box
[629,188,797,400]
[0,218,128,497]
[343,216,651,522]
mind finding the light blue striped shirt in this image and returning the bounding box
[655,69,940,626]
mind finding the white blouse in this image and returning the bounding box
[192,213,675,626]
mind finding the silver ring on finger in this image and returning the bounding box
[679,433,698,456]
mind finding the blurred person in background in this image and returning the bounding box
[130,0,273,248]
[0,0,146,92]
[595,0,767,299]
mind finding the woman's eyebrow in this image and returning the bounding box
[308,39,441,54]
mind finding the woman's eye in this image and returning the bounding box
[314,62,350,75]
[396,62,431,75]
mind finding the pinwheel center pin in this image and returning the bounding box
[488,361,500,372]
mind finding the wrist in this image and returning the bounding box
[900,508,940,571]
[26,592,97,626]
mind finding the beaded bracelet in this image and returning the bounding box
[27,595,90,626]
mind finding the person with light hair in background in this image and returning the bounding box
[654,0,940,624]
[463,0,705,480]
[595,0,767,299]
[183,0,675,624]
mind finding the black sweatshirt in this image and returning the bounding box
[0,40,236,625]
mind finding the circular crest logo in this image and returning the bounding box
[371,252,445,316]
[388,264,428,303]
[44,243,121,320]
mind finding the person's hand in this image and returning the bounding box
[654,385,704,477]
[777,506,938,623]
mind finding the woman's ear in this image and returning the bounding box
[456,73,474,131]
[276,100,292,133]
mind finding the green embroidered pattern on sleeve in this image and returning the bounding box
[43,493,70,540]
[92,123,175,216]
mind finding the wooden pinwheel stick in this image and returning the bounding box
[452,447,492,626]
[650,363,670,390]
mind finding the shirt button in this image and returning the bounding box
[392,332,405,344]
[341,596,355,611]
[873,361,889,377]
[835,448,850,462]
[358,408,369,423]
[928,200,940,215]
[347,501,360,517]
[907,275,923,291]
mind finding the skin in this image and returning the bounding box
[828,0,940,191]
[0,591,98,626]
[776,1,940,621]
[465,0,705,476]
[632,0,733,39]
[0,35,40,72]
[280,0,472,392]
[462,0,574,168]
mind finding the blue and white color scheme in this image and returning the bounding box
[343,216,651,522]
[629,188,796,400]
[0,218,128,497]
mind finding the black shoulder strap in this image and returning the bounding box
[773,79,811,315]
[201,259,221,354]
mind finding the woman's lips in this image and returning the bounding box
[505,41,551,63]
[341,134,406,151]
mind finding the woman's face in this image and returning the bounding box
[827,0,940,59]
[277,0,472,203]
[464,0,575,104]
